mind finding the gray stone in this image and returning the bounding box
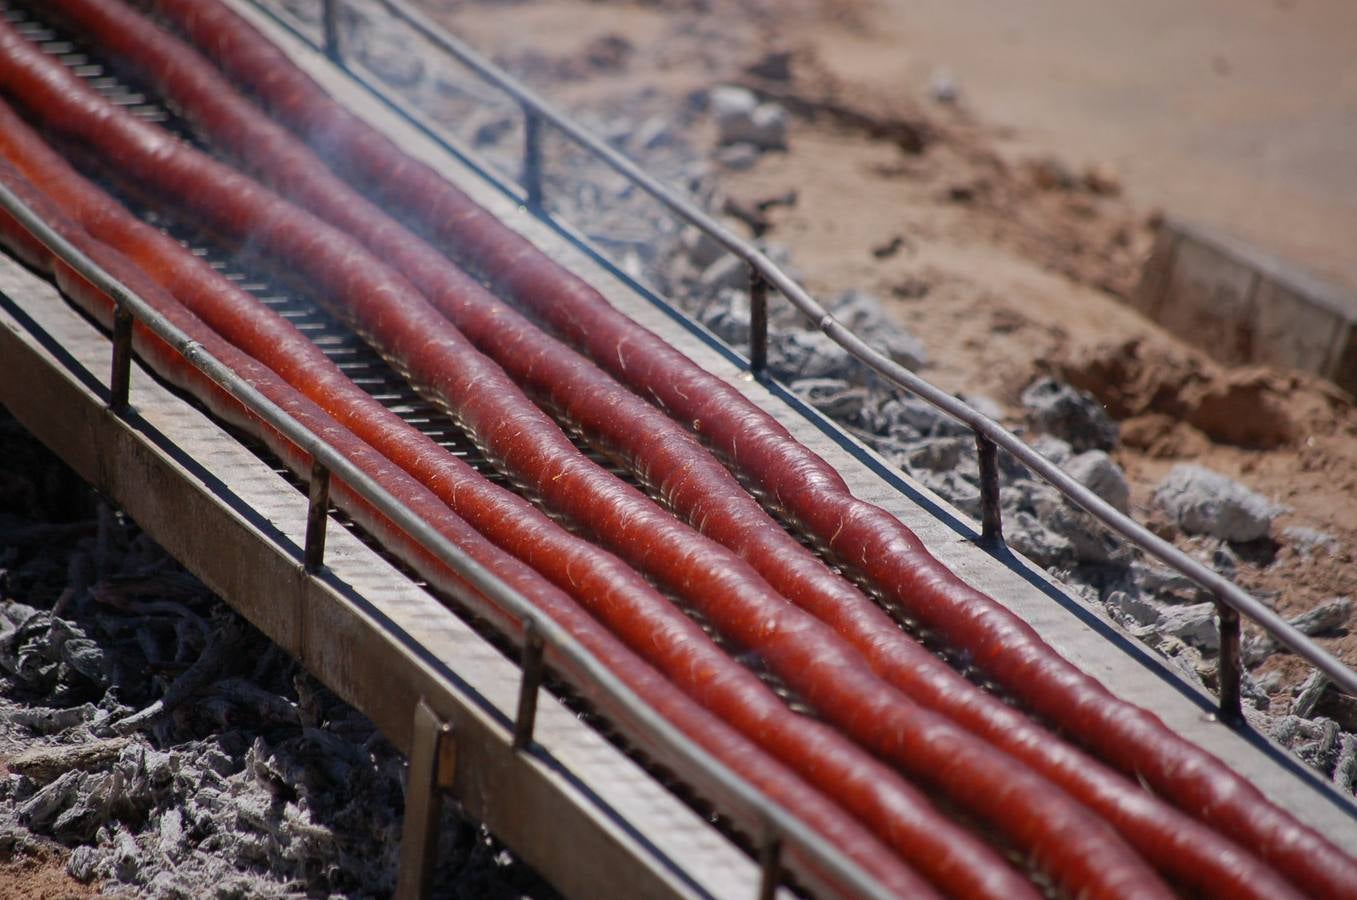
[791,378,871,421]
[1006,511,1075,567]
[713,142,760,170]
[1283,526,1342,559]
[771,329,851,380]
[914,469,982,519]
[1335,735,1357,794]
[1130,561,1207,603]
[631,116,673,152]
[928,68,959,104]
[1107,590,1162,626]
[957,393,1004,422]
[1154,602,1219,651]
[1028,487,1129,566]
[697,254,748,294]
[679,225,728,271]
[66,844,100,882]
[901,436,972,472]
[1154,464,1281,543]
[1062,450,1130,514]
[702,289,751,344]
[831,290,927,370]
[1029,434,1074,467]
[709,86,788,150]
[1020,377,1118,451]
[1292,671,1329,719]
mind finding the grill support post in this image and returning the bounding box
[523,109,543,211]
[758,827,782,900]
[749,269,768,378]
[109,301,133,413]
[303,462,331,573]
[512,620,546,751]
[1216,599,1243,725]
[396,700,457,900]
[975,434,1003,544]
[322,0,343,65]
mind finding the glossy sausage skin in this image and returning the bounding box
[0,159,950,900]
[36,4,1311,897]
[134,1,1357,896]
[0,20,1186,897]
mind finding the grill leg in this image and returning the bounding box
[396,700,457,900]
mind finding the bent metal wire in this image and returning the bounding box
[293,0,1357,720]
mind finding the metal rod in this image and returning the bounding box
[109,300,133,413]
[322,0,342,65]
[975,434,1002,544]
[396,699,455,900]
[757,830,782,900]
[304,461,331,573]
[512,620,546,751]
[0,175,897,900]
[749,268,768,378]
[1216,599,1243,725]
[522,108,543,211]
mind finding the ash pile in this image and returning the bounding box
[0,411,554,898]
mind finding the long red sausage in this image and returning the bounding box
[137,1,1357,895]
[32,6,1313,897]
[0,161,949,900]
[0,24,1175,898]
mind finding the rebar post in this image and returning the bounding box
[395,700,456,900]
[975,434,1003,543]
[512,621,546,750]
[322,0,343,64]
[758,828,782,900]
[109,301,133,413]
[523,109,543,211]
[1216,598,1243,725]
[303,461,331,573]
[749,268,768,378]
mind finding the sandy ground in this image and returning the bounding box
[827,0,1357,293]
[419,0,1357,677]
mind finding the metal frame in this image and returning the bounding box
[295,0,1357,724]
[0,172,884,897]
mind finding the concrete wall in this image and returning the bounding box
[1132,218,1357,395]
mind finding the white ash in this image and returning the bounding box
[0,413,555,898]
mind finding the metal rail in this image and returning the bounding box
[0,179,891,899]
[302,0,1357,718]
